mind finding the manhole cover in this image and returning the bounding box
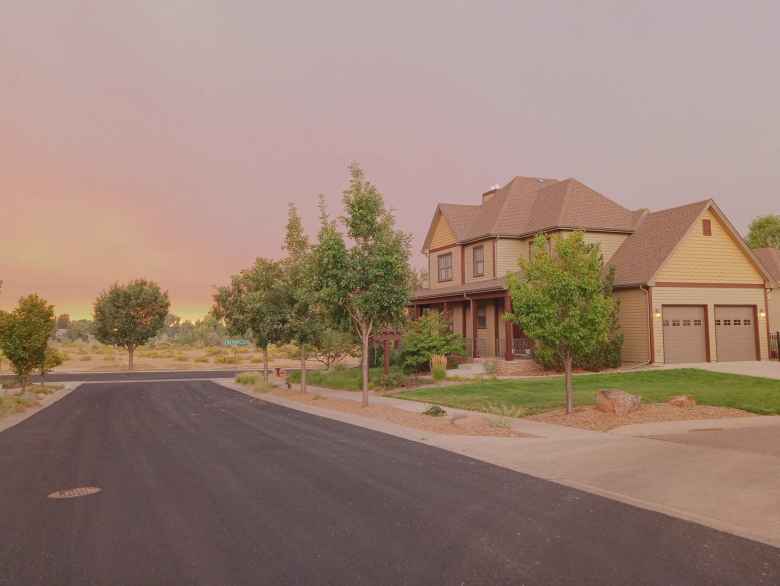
[48,486,102,499]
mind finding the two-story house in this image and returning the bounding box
[412,176,774,368]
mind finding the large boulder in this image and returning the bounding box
[668,395,697,408]
[596,389,641,416]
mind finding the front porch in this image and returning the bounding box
[411,290,533,362]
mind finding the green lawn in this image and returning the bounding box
[287,366,406,391]
[398,369,780,416]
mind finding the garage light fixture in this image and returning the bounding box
[759,310,766,319]
[654,308,662,319]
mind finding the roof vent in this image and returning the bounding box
[482,185,500,204]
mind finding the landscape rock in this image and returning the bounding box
[595,389,641,416]
[667,395,697,408]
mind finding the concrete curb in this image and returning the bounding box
[611,415,780,436]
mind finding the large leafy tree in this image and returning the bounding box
[93,279,170,370]
[312,164,413,406]
[0,294,56,391]
[212,258,286,384]
[507,232,617,414]
[747,214,780,249]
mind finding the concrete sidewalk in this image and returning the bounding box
[223,380,780,549]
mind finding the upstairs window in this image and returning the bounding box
[702,219,712,236]
[437,253,453,282]
[473,245,485,277]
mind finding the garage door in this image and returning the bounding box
[715,306,757,362]
[662,306,707,363]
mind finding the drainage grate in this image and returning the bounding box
[48,486,102,499]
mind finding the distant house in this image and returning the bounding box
[754,247,780,338]
[411,176,774,367]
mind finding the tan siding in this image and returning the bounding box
[652,287,769,362]
[428,247,462,289]
[429,214,457,250]
[495,239,528,277]
[768,288,780,335]
[654,210,764,284]
[615,288,650,363]
[583,232,629,263]
[476,300,498,357]
[464,240,495,282]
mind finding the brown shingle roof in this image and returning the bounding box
[426,176,641,249]
[608,200,711,287]
[754,248,780,284]
[412,275,510,300]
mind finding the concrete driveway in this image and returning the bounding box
[657,360,780,379]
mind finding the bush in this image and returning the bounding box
[422,405,447,417]
[194,356,210,363]
[432,366,447,382]
[534,333,623,372]
[401,312,465,373]
[236,372,258,385]
[483,360,497,375]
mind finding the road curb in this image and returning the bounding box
[0,382,82,434]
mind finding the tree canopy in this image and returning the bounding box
[0,294,56,390]
[312,163,413,405]
[93,279,170,370]
[507,232,618,413]
[747,214,780,249]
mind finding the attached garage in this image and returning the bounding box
[714,306,759,361]
[661,306,708,364]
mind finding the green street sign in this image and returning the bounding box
[224,339,250,347]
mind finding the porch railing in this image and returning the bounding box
[770,332,780,361]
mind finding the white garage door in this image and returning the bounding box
[715,306,758,362]
[662,306,707,364]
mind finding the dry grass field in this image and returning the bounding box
[0,342,345,374]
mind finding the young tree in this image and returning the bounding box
[312,328,358,369]
[212,258,286,384]
[279,203,324,392]
[39,347,64,381]
[401,311,465,373]
[93,279,170,370]
[312,164,413,406]
[0,294,56,391]
[507,232,618,414]
[747,214,780,249]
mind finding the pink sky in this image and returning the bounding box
[2,1,779,321]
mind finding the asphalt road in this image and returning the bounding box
[0,381,777,585]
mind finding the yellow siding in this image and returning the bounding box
[654,210,764,284]
[465,240,495,282]
[428,246,461,289]
[615,288,650,363]
[651,286,769,362]
[429,214,457,250]
[583,232,629,263]
[495,239,528,276]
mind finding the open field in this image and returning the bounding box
[0,342,351,374]
[398,369,780,416]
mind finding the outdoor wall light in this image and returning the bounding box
[654,308,662,319]
[759,310,766,319]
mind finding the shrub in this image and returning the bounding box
[432,366,447,382]
[214,355,235,364]
[401,312,465,373]
[236,372,258,385]
[195,356,210,363]
[175,355,189,362]
[422,405,447,417]
[483,360,497,375]
[378,368,407,390]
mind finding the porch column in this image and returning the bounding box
[470,297,477,358]
[504,292,513,361]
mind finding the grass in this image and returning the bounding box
[398,369,780,416]
[235,372,274,393]
[0,384,64,417]
[287,366,408,391]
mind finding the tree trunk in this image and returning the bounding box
[563,354,574,414]
[263,345,270,385]
[300,345,307,393]
[128,346,135,371]
[361,331,370,407]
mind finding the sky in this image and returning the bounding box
[2,1,779,321]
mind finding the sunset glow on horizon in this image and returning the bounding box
[3,2,778,321]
